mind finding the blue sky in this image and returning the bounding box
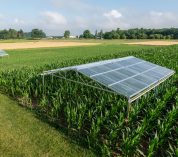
[0,0,178,35]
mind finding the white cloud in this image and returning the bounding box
[14,18,25,24]
[74,17,89,29]
[41,11,67,25]
[36,11,69,36]
[1,7,178,36]
[104,10,122,19]
[103,9,178,29]
[149,11,176,23]
[150,11,164,17]
[101,9,128,31]
[130,11,178,28]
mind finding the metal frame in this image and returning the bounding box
[0,50,9,64]
[129,72,175,103]
[0,54,8,57]
[0,50,9,58]
[41,56,175,119]
[42,70,117,95]
[42,56,136,76]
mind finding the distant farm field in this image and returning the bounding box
[126,40,178,46]
[1,39,178,51]
[0,39,177,157]
[0,42,155,70]
[0,40,100,50]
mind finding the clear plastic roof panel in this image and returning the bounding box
[0,50,8,57]
[43,56,175,101]
[76,56,174,99]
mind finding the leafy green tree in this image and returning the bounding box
[0,30,9,39]
[17,29,24,39]
[81,28,178,40]
[154,34,162,39]
[98,30,103,39]
[130,34,136,39]
[116,28,120,34]
[138,33,148,39]
[24,32,31,39]
[31,29,46,39]
[8,29,18,39]
[103,32,113,39]
[95,30,98,39]
[64,30,70,38]
[166,35,172,39]
[83,30,94,39]
[149,34,155,39]
[79,34,83,38]
[120,34,127,39]
[111,30,120,39]
[75,28,177,40]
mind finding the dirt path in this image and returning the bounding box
[126,41,178,46]
[0,41,100,50]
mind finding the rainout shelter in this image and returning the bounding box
[0,49,9,58]
[42,56,175,118]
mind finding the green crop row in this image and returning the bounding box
[0,45,178,156]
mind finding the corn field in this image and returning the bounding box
[0,45,178,156]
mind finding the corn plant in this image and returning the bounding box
[0,45,178,156]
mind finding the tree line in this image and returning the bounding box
[0,28,178,39]
[79,28,178,39]
[64,28,178,39]
[0,29,46,39]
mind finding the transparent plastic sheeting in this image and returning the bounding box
[0,50,8,57]
[43,56,175,99]
[74,56,174,98]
